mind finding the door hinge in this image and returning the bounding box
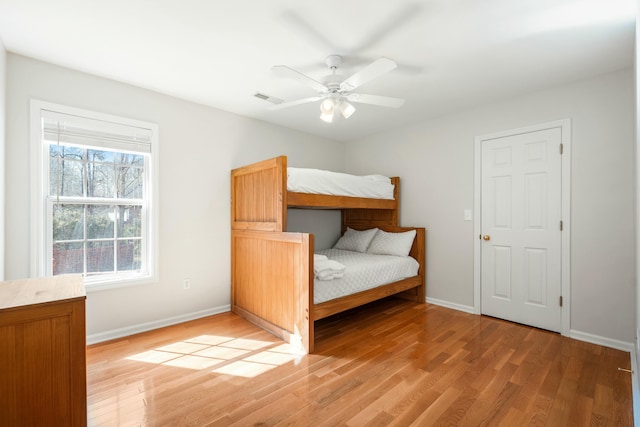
[559,296,563,307]
[560,220,563,231]
[560,143,564,154]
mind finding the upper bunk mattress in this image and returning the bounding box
[314,249,419,304]
[287,167,395,200]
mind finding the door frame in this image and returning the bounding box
[473,119,571,336]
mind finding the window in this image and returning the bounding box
[31,101,158,290]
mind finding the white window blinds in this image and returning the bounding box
[42,109,152,154]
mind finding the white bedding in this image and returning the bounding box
[287,167,395,200]
[314,249,419,304]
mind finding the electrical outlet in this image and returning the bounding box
[183,279,191,290]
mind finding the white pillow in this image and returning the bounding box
[367,229,416,257]
[333,227,378,253]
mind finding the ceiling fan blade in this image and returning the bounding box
[339,58,398,92]
[268,96,324,110]
[272,65,328,93]
[346,93,405,108]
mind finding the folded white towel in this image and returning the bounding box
[314,254,328,263]
[314,259,346,281]
[317,272,344,281]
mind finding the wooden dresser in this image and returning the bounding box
[0,275,87,427]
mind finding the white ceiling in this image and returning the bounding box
[0,0,635,141]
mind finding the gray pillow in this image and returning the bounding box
[333,227,378,253]
[367,229,416,257]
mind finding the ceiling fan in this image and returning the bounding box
[269,55,405,122]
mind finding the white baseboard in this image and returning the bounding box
[568,329,634,352]
[426,297,475,314]
[86,305,230,345]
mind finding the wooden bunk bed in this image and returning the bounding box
[231,156,425,353]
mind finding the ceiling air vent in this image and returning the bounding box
[254,92,283,105]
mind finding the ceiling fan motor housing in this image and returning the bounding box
[325,54,343,69]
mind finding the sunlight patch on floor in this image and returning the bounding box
[125,334,303,377]
[212,360,275,377]
[164,354,224,370]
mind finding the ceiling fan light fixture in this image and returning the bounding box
[320,98,334,114]
[319,98,335,122]
[320,110,334,123]
[339,100,356,119]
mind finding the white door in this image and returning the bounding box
[480,127,562,332]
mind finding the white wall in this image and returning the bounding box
[5,54,345,339]
[346,68,635,345]
[0,38,5,281]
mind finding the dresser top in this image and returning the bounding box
[0,275,85,310]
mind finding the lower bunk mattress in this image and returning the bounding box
[314,249,420,304]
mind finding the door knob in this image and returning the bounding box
[483,235,491,241]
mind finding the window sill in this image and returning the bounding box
[84,274,157,293]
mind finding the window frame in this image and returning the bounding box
[30,100,159,291]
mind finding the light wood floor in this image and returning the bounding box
[87,298,633,426]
